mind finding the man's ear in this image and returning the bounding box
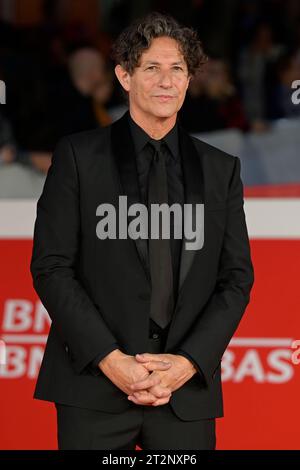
[115,64,131,92]
[186,75,191,90]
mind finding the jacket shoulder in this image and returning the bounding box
[190,134,237,165]
[60,125,110,149]
[62,111,128,149]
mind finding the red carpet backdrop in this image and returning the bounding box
[0,198,299,450]
[1,0,300,452]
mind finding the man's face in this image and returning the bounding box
[116,36,191,120]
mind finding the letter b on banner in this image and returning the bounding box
[0,81,6,104]
[0,339,6,365]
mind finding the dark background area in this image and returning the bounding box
[0,0,300,182]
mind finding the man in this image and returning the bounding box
[30,12,254,450]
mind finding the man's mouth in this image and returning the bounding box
[153,95,176,101]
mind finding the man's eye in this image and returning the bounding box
[146,66,157,70]
[173,66,183,71]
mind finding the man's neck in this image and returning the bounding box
[129,109,177,140]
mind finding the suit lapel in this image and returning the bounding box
[177,124,205,301]
[111,111,151,283]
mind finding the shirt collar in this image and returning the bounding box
[128,112,179,161]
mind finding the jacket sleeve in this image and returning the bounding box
[175,349,205,383]
[176,156,254,385]
[30,136,119,375]
[89,344,120,376]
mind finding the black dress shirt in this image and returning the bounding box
[128,112,184,303]
[90,113,203,380]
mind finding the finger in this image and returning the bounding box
[133,391,158,402]
[130,375,161,391]
[148,386,171,398]
[135,353,163,362]
[128,393,156,405]
[128,396,144,405]
[143,361,172,371]
[129,396,154,406]
[151,397,171,406]
[129,389,155,398]
[135,354,172,367]
[134,390,152,399]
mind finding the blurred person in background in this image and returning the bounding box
[0,111,16,165]
[179,58,248,133]
[266,51,300,119]
[238,22,284,132]
[0,110,51,174]
[64,47,113,130]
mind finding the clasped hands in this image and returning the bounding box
[98,349,197,406]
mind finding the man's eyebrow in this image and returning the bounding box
[142,60,186,66]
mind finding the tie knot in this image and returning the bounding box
[149,138,162,152]
[148,139,165,162]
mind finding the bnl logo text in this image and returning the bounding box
[0,80,6,104]
[0,339,6,365]
[292,80,300,104]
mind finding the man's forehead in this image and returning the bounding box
[142,59,186,65]
[139,48,186,66]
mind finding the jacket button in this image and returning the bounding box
[65,344,69,353]
[152,333,160,340]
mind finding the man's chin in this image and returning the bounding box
[150,107,178,119]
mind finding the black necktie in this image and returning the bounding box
[147,139,174,329]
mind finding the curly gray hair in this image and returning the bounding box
[110,12,207,77]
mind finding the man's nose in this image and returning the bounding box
[158,71,173,87]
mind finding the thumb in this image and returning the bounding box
[135,353,171,365]
[135,353,150,361]
[135,353,165,362]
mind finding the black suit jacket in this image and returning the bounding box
[30,111,254,421]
